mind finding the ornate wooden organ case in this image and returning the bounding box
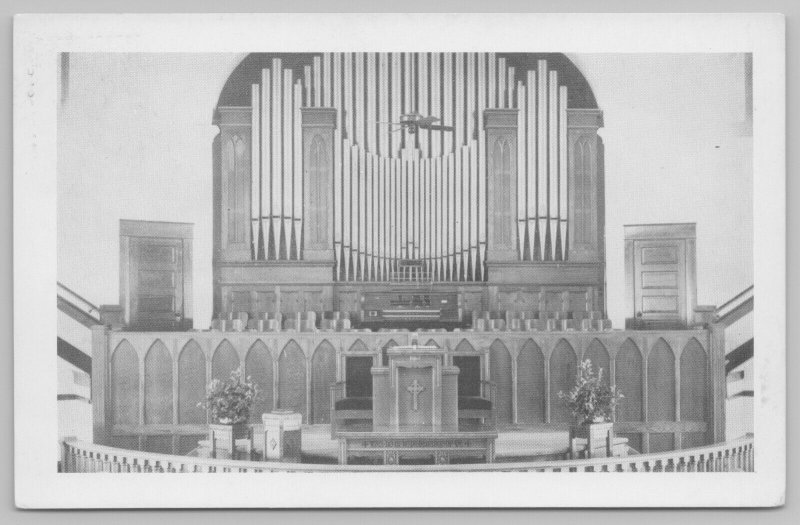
[214,53,605,320]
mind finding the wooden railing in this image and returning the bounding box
[61,436,752,473]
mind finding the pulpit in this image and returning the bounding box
[372,345,459,431]
[334,344,497,465]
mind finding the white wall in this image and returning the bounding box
[57,53,752,329]
[570,54,752,323]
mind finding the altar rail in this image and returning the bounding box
[62,436,753,473]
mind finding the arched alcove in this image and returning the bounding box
[516,339,545,424]
[549,340,578,424]
[111,340,139,426]
[584,339,610,384]
[680,338,708,421]
[245,340,273,420]
[144,340,173,425]
[615,339,643,422]
[311,340,337,424]
[212,339,240,382]
[648,338,676,422]
[178,340,207,424]
[278,340,307,419]
[489,339,513,424]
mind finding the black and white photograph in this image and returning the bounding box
[13,12,785,508]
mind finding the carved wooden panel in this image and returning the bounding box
[489,340,513,424]
[517,340,545,424]
[497,290,536,312]
[111,340,139,426]
[584,339,610,382]
[680,339,708,421]
[549,339,577,423]
[226,134,250,244]
[229,291,251,313]
[144,341,173,424]
[615,339,643,422]
[212,340,240,382]
[178,340,206,424]
[254,291,277,314]
[462,291,484,314]
[487,136,516,255]
[278,341,307,418]
[308,135,329,247]
[311,341,337,424]
[245,341,273,418]
[337,291,360,313]
[647,339,676,421]
[567,129,600,262]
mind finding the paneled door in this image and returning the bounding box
[129,237,185,330]
[632,239,687,328]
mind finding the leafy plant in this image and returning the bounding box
[199,367,258,425]
[558,359,623,424]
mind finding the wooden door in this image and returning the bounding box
[632,240,686,328]
[130,237,184,330]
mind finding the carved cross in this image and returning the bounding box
[407,379,425,411]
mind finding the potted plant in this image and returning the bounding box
[558,359,623,458]
[200,367,258,453]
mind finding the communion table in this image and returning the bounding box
[335,345,497,465]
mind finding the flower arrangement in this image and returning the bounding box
[558,359,623,425]
[200,367,258,425]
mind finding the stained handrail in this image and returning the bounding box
[57,281,101,326]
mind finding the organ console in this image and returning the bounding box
[215,53,605,320]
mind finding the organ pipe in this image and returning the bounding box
[247,53,572,279]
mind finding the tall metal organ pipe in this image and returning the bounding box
[248,53,571,281]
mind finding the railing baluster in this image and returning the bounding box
[58,437,754,474]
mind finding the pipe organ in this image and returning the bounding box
[215,52,605,317]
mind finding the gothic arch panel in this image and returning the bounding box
[311,340,337,424]
[349,339,370,353]
[680,338,708,422]
[278,340,307,419]
[490,339,513,425]
[245,340,273,420]
[144,340,173,424]
[454,339,476,353]
[212,340,240,382]
[178,340,207,424]
[615,339,643,422]
[111,340,139,426]
[648,338,676,421]
[381,339,398,365]
[516,339,545,424]
[549,339,578,423]
[584,339,610,384]
[308,135,329,247]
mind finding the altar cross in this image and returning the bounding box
[407,379,425,411]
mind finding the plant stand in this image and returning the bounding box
[209,423,251,459]
[569,421,614,459]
